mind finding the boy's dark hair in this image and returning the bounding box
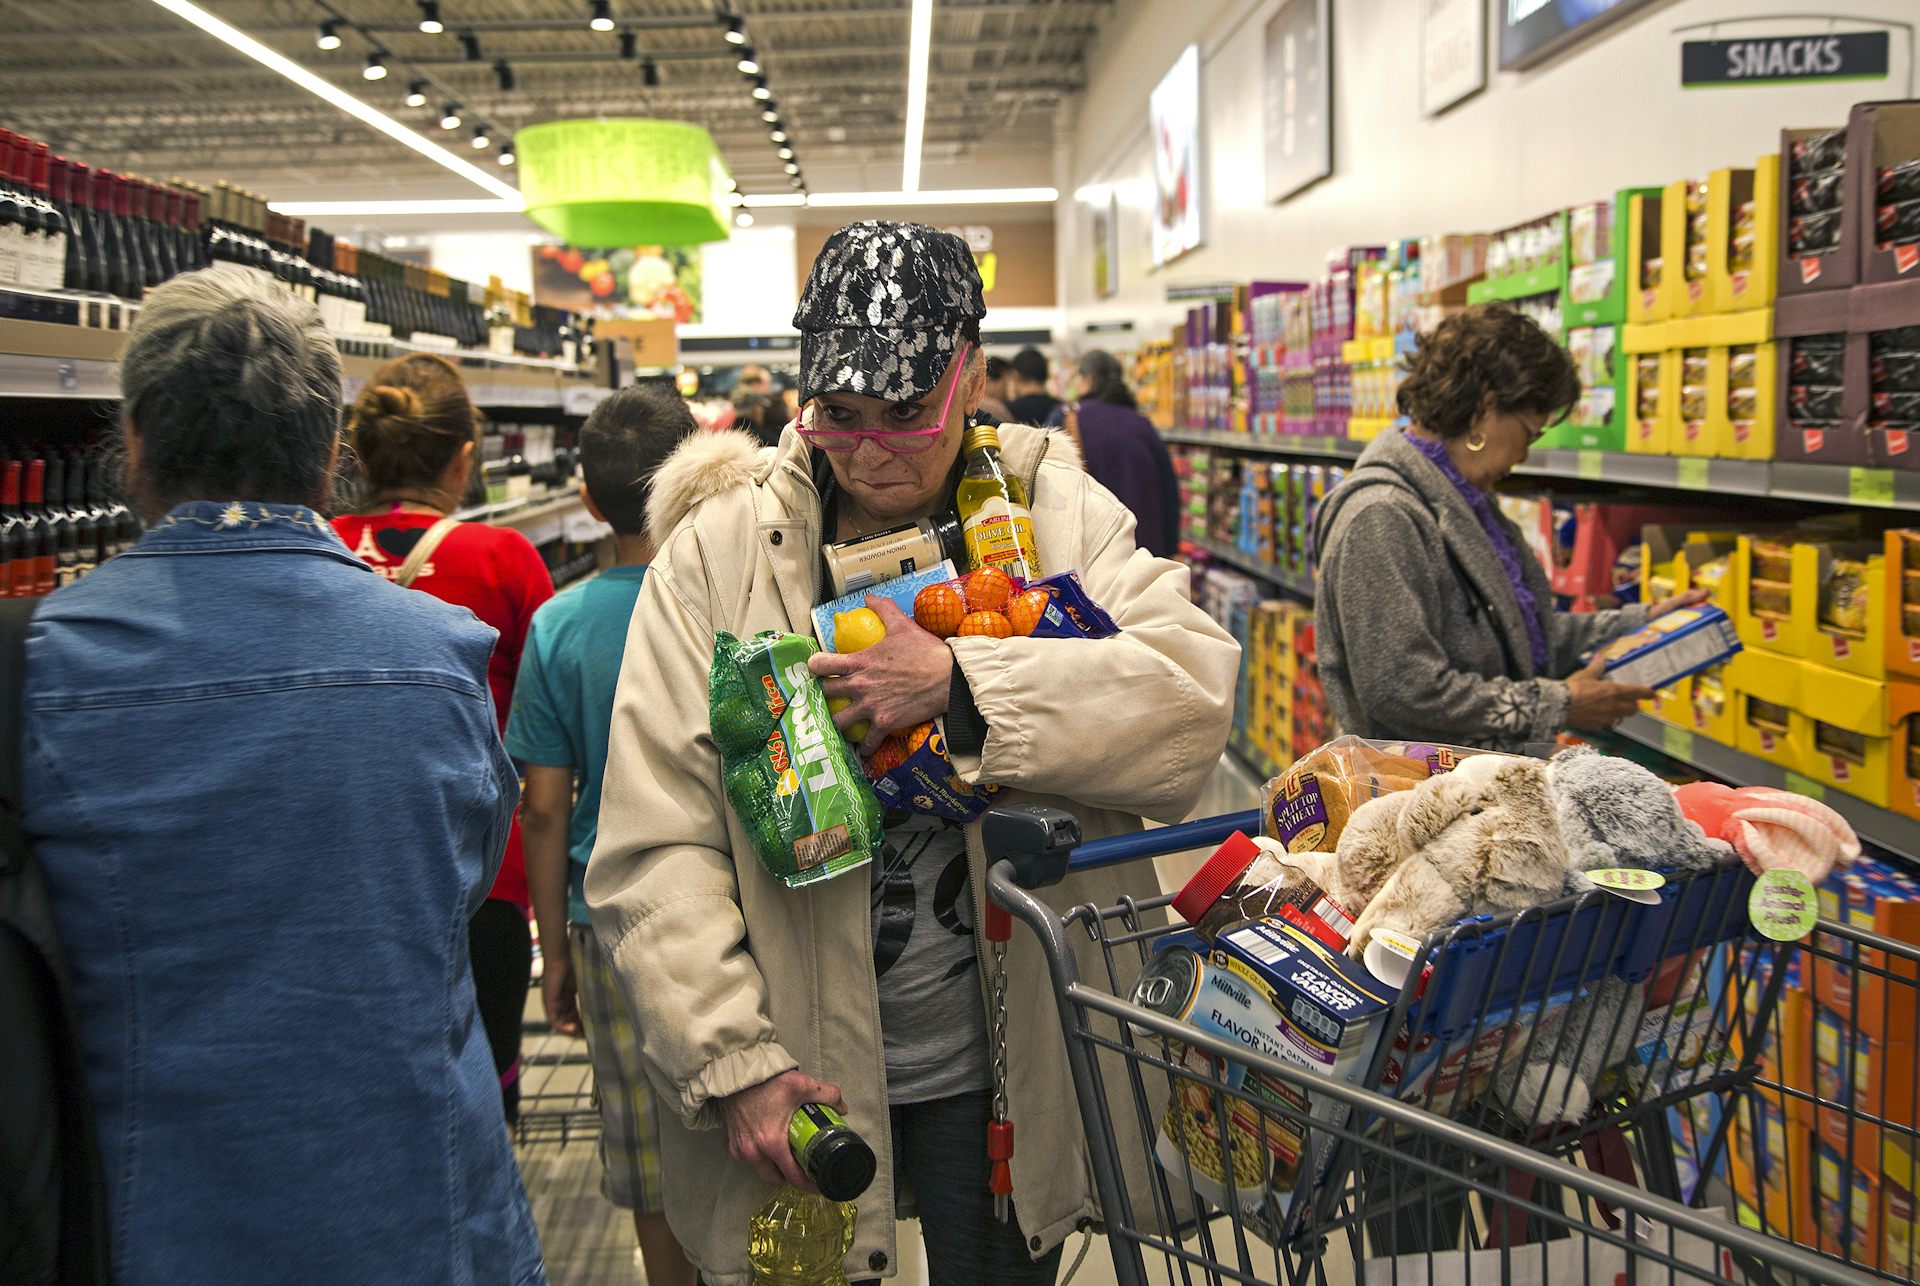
[1011,347,1049,384]
[580,384,698,536]
[985,355,1010,381]
[1397,304,1580,439]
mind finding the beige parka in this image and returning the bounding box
[586,420,1238,1284]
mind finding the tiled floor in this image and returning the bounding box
[515,752,1269,1285]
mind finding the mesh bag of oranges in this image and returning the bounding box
[860,567,1120,822]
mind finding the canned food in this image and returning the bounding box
[822,514,964,597]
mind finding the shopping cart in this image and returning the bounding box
[983,805,1888,1286]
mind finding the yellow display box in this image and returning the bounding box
[1729,647,1810,771]
[1717,339,1778,460]
[1883,530,1920,681]
[1627,190,1681,325]
[1888,677,1920,822]
[1713,156,1780,314]
[1674,338,1714,457]
[1623,322,1676,455]
[1641,526,1740,613]
[1674,177,1717,319]
[1736,532,1887,677]
[1799,659,1891,806]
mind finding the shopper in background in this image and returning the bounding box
[333,352,555,1126]
[21,271,544,1284]
[589,220,1237,1285]
[1004,346,1062,425]
[1313,305,1705,753]
[507,386,699,1286]
[729,388,786,448]
[979,354,1014,422]
[735,363,773,395]
[1055,349,1179,558]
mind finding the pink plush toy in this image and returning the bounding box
[1672,782,1861,883]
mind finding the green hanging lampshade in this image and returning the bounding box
[516,119,732,246]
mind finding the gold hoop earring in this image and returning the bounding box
[1465,434,1487,452]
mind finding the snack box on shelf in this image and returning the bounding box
[1624,322,1678,454]
[1727,1097,1817,1247]
[1565,188,1664,329]
[1779,123,1859,297]
[1468,209,1568,306]
[1549,322,1626,451]
[1716,156,1783,313]
[1598,605,1740,691]
[1882,530,1920,678]
[1726,646,1811,772]
[1853,278,1920,469]
[1735,532,1888,677]
[1803,659,1892,805]
[1811,854,1920,1040]
[1641,526,1740,614]
[1814,1130,1885,1271]
[1854,100,1920,285]
[1886,1132,1920,1278]
[1628,189,1683,324]
[1812,1001,1917,1137]
[1775,289,1869,467]
[1892,677,1920,822]
[1673,176,1717,319]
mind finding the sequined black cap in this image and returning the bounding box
[793,220,987,403]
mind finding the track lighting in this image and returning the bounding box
[784,161,799,175]
[440,104,463,130]
[405,80,428,107]
[589,0,615,32]
[498,146,516,167]
[494,59,515,91]
[735,211,754,228]
[618,30,637,59]
[751,77,771,100]
[472,127,491,149]
[722,14,747,44]
[641,58,660,87]
[316,19,342,50]
[363,53,388,80]
[736,48,760,75]
[416,1,443,34]
[761,107,780,123]
[778,146,793,160]
[459,31,482,61]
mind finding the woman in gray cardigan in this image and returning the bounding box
[1312,306,1706,754]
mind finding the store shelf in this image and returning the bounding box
[1609,713,1920,864]
[1187,537,1316,601]
[1163,426,1920,512]
[0,315,601,410]
[454,490,585,528]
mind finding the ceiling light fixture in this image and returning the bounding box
[770,129,787,142]
[751,77,772,100]
[494,59,515,91]
[440,103,463,129]
[761,107,780,123]
[641,57,660,86]
[736,47,760,75]
[784,161,799,175]
[901,0,932,191]
[405,80,428,107]
[802,186,1059,207]
[363,52,388,80]
[618,30,636,59]
[143,0,520,201]
[416,1,443,34]
[471,127,491,149]
[459,30,482,60]
[735,211,754,228]
[315,19,343,50]
[497,146,516,167]
[777,146,793,160]
[722,14,747,44]
[589,0,615,32]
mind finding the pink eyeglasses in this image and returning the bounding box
[797,343,973,454]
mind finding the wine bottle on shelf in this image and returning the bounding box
[64,453,94,585]
[0,461,21,600]
[84,456,114,570]
[180,185,209,273]
[13,458,45,597]
[28,456,57,596]
[51,452,78,588]
[131,178,162,289]
[149,182,178,283]
[30,143,67,291]
[99,172,141,301]
[0,133,24,288]
[52,157,94,295]
[7,136,49,289]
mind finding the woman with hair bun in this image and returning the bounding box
[333,352,554,1125]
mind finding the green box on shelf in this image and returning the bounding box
[1564,187,1665,329]
[1554,321,1628,452]
[1471,209,1570,306]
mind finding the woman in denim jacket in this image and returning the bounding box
[20,271,545,1285]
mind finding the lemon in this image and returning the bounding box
[833,608,887,654]
[827,609,884,743]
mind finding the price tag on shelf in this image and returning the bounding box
[1849,467,1895,508]
[1674,458,1710,490]
[55,360,77,395]
[1749,868,1818,942]
[1661,723,1695,761]
[1577,450,1604,480]
[1587,868,1666,905]
[1783,771,1828,802]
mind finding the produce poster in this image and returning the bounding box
[1149,44,1202,267]
[531,243,701,323]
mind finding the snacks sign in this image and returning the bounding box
[1680,33,1889,88]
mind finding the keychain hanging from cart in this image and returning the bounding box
[985,896,1015,1223]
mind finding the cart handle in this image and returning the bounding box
[983,806,1264,890]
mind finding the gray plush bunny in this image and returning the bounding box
[1546,745,1732,884]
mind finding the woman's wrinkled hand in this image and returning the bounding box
[719,1069,846,1191]
[1565,653,1657,730]
[809,595,955,755]
[1647,586,1712,618]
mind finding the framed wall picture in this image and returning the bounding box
[1420,0,1485,116]
[1499,0,1659,70]
[1150,44,1204,267]
[1263,0,1332,204]
[1092,192,1119,298]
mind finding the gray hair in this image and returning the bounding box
[120,269,343,515]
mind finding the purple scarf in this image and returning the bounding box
[1405,431,1551,673]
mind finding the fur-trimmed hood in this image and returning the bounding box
[645,420,1084,547]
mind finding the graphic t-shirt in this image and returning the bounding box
[504,565,648,926]
[871,811,992,1104]
[332,510,554,907]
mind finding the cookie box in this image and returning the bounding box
[1598,604,1741,690]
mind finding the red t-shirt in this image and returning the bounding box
[333,511,555,909]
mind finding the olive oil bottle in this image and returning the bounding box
[955,424,1041,581]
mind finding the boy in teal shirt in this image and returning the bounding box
[506,385,699,1286]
